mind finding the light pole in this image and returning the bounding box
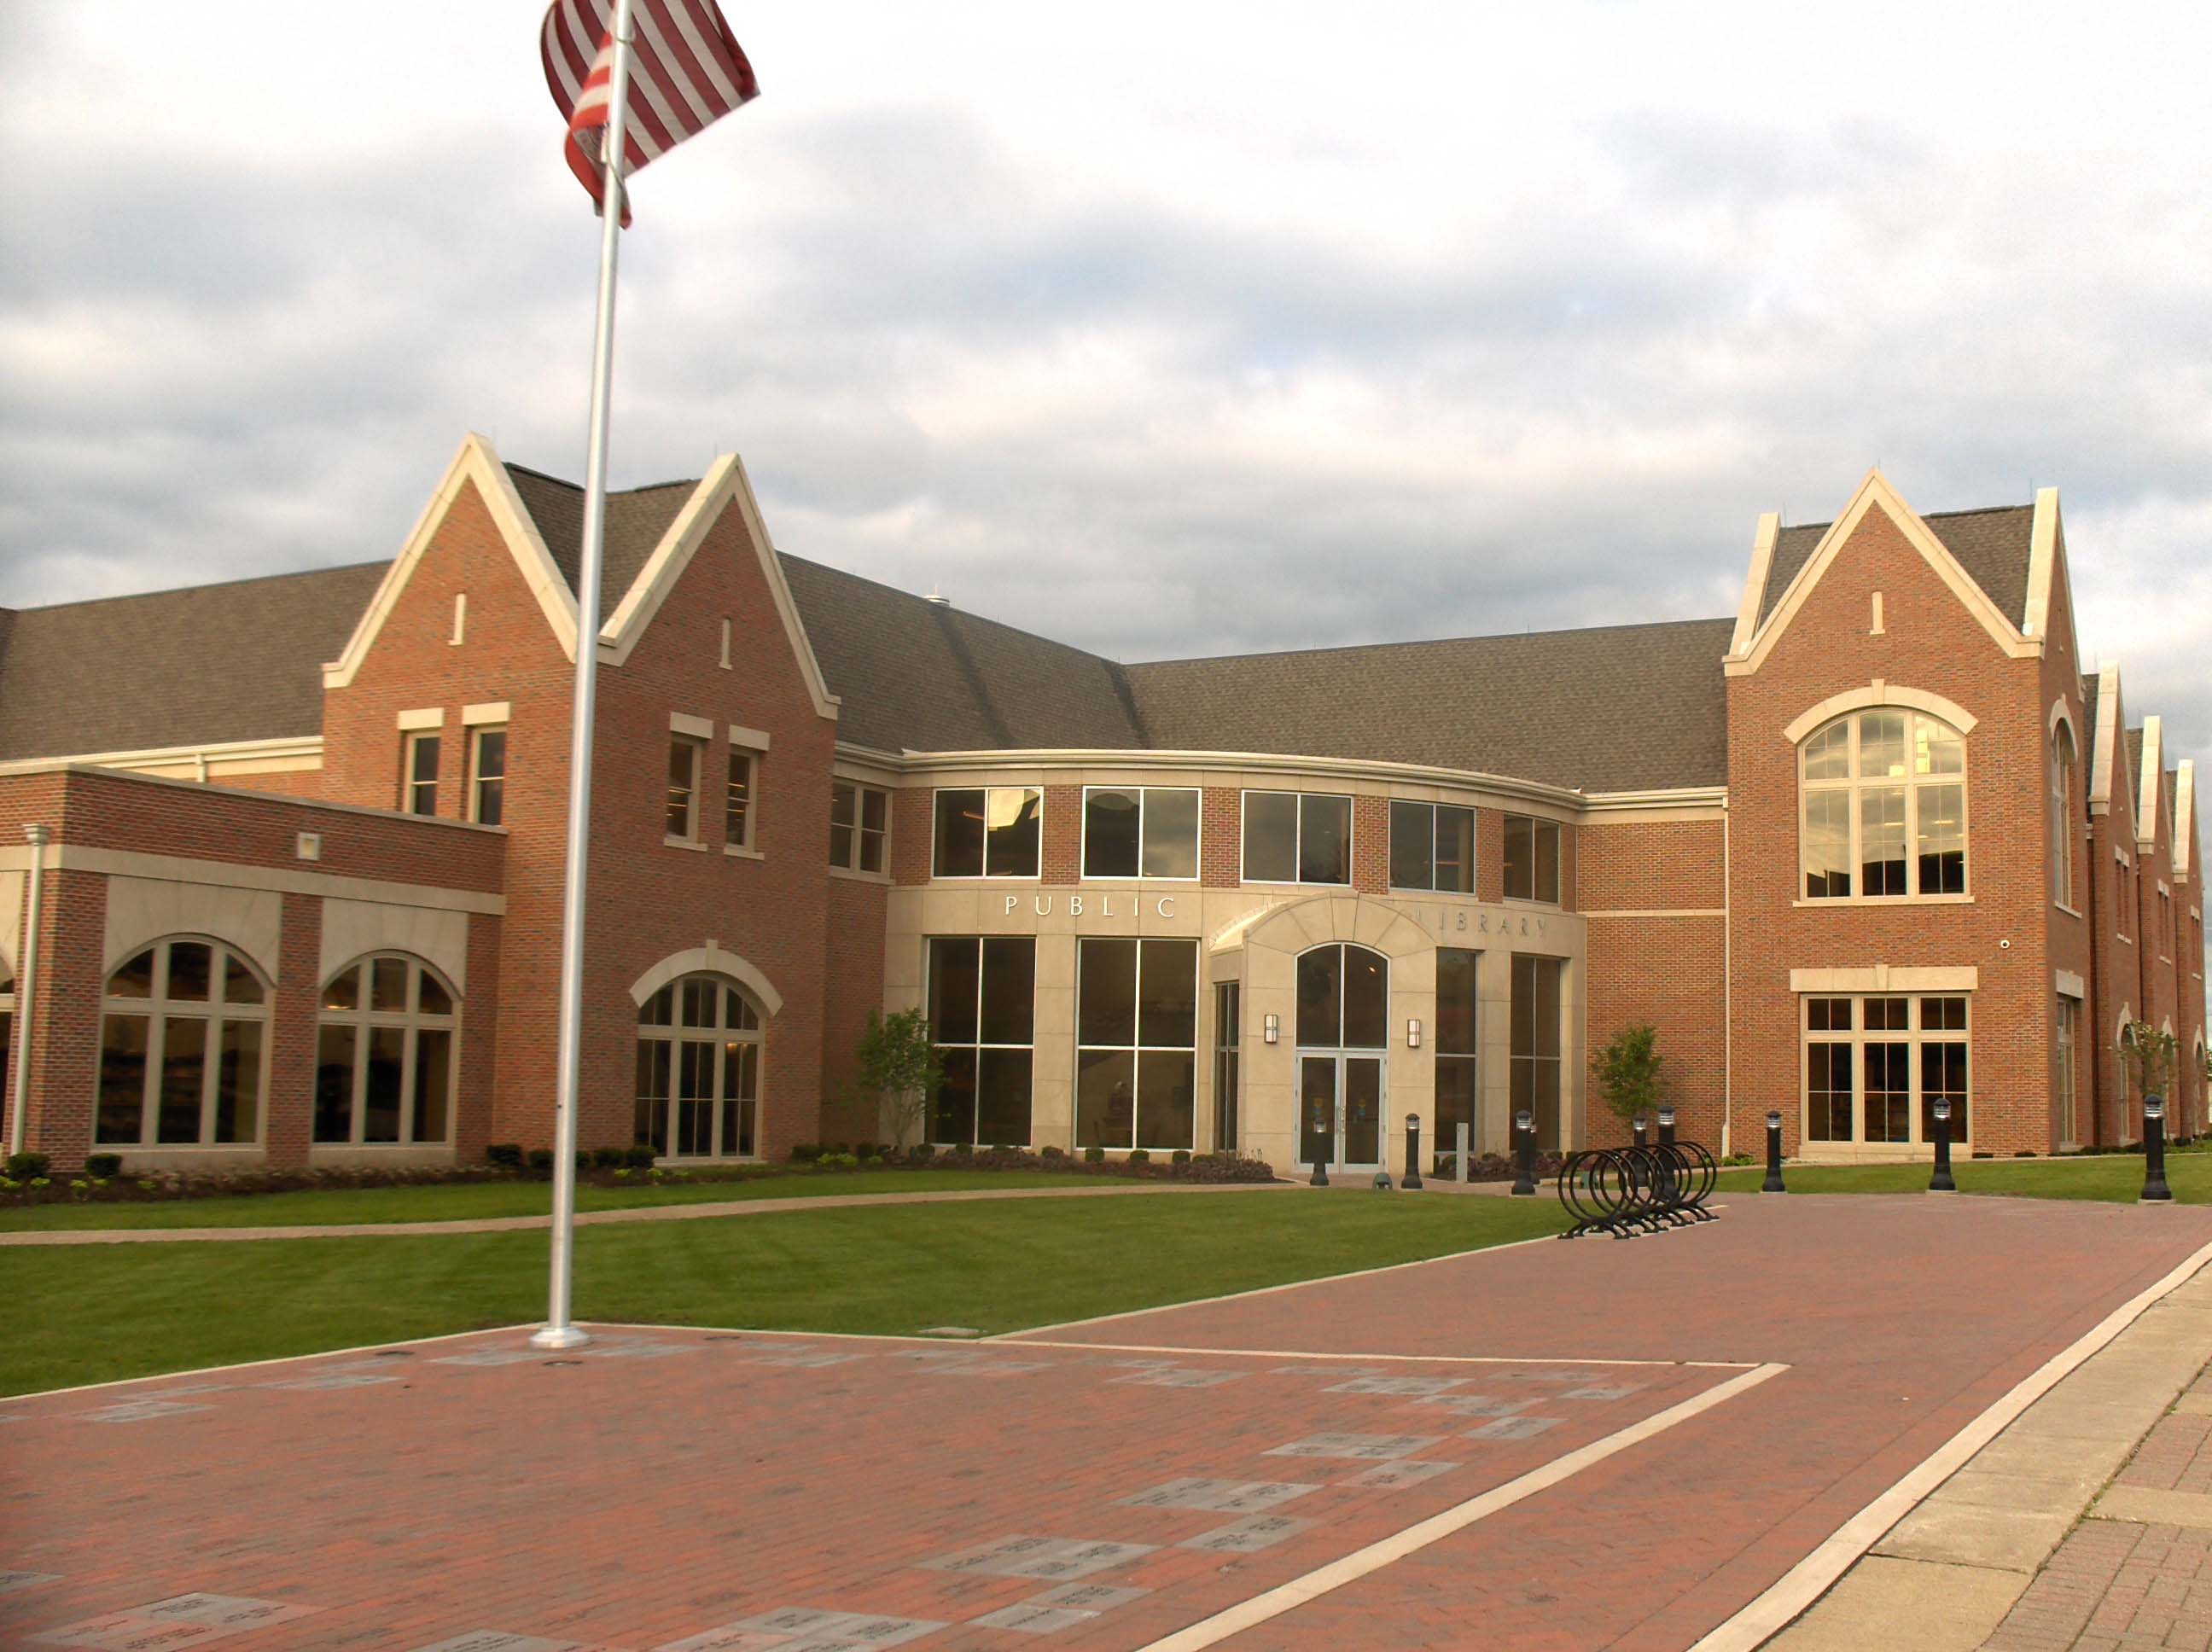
[1762,1110,1786,1194]
[1511,1108,1538,1195]
[1632,1113,1648,1150]
[1929,1096,1956,1193]
[1657,1107,1676,1147]
[1403,1113,1423,1190]
[2143,1096,2174,1203]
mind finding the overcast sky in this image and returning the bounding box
[4,3,2208,806]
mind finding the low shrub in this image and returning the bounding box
[527,1148,556,1172]
[828,1142,853,1157]
[5,1151,50,1180]
[1084,1145,1107,1165]
[624,1144,656,1169]
[590,1146,626,1169]
[1171,1149,1190,1166]
[485,1143,523,1168]
[789,1143,823,1163]
[1039,1144,1064,1160]
[1127,1149,1150,1166]
[951,1142,974,1156]
[818,1151,859,1169]
[905,1143,935,1163]
[85,1153,124,1178]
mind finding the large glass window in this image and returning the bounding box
[1800,993,1970,1149]
[830,781,889,874]
[0,965,12,1127]
[726,746,758,851]
[96,939,271,1148]
[1076,939,1198,1151]
[1296,945,1387,1050]
[636,974,762,1160]
[1503,816,1561,904]
[2051,725,2077,907]
[1435,948,1480,1161]
[1390,801,1476,893]
[1214,981,1240,1153]
[928,938,1035,1144]
[470,727,507,826]
[1800,708,1968,900]
[402,733,440,817]
[1243,791,1352,885]
[1082,787,1200,880]
[933,788,1042,879]
[1510,955,1563,1149]
[314,954,459,1147]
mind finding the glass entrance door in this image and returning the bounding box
[1297,1052,1386,1171]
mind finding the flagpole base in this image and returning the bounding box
[529,1323,592,1352]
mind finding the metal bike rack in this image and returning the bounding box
[1555,1141,1719,1239]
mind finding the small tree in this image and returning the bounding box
[2120,1021,2179,1106]
[857,1008,943,1148]
[1591,1023,1667,1127]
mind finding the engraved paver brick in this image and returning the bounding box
[1263,1434,1441,1461]
[1180,1515,1316,1553]
[1115,1478,1318,1512]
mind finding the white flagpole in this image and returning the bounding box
[531,0,638,1352]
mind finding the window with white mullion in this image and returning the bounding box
[95,938,271,1149]
[1801,708,1967,901]
[313,955,459,1148]
[1082,787,1200,881]
[1801,992,1970,1148]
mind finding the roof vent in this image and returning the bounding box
[923,587,951,608]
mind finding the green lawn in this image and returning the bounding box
[0,1190,1568,1396]
[1715,1151,2209,1202]
[0,1167,1144,1231]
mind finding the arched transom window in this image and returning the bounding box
[96,938,271,1147]
[315,954,458,1146]
[2051,723,2078,907]
[637,974,761,1160]
[1801,708,1967,900]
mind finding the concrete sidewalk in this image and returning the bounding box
[0,1176,1290,1246]
[1772,1244,2212,1649]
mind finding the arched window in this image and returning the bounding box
[96,938,271,1147]
[1800,708,1967,900]
[2051,724,2078,907]
[315,954,459,1146]
[0,963,16,1127]
[637,974,761,1160]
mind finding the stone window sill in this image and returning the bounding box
[664,835,708,852]
[725,844,765,861]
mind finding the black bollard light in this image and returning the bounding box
[1762,1110,1786,1194]
[1633,1114,1648,1150]
[1404,1113,1423,1190]
[1657,1107,1676,1147]
[1511,1108,1538,1195]
[1929,1096,1956,1193]
[2143,1096,2173,1203]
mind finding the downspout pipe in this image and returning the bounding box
[9,824,49,1159]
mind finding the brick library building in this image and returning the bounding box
[0,437,2200,1177]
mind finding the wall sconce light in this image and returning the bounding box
[1263,1013,1280,1045]
[1405,1018,1423,1049]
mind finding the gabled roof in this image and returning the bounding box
[1759,504,2037,627]
[0,562,387,759]
[503,464,698,606]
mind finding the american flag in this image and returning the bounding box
[541,0,758,217]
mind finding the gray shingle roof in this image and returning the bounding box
[0,562,387,760]
[1123,620,1735,792]
[504,464,696,605]
[1760,505,2035,628]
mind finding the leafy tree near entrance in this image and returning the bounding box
[857,1008,943,1147]
[1591,1023,1668,1127]
[2120,1021,2179,1105]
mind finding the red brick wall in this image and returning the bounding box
[1582,817,1726,1149]
[894,788,933,886]
[1041,784,1081,885]
[818,875,889,1147]
[1352,795,1388,894]
[1726,502,2058,1156]
[2089,751,2141,1143]
[1202,787,1240,887]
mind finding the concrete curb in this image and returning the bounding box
[1759,1254,2212,1649]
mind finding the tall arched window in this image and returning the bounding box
[315,954,459,1146]
[1801,708,1968,900]
[0,963,14,1129]
[96,938,271,1147]
[637,974,762,1160]
[2051,723,2078,907]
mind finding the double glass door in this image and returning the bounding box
[1298,1053,1384,1171]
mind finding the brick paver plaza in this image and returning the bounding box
[8,1193,2212,1651]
